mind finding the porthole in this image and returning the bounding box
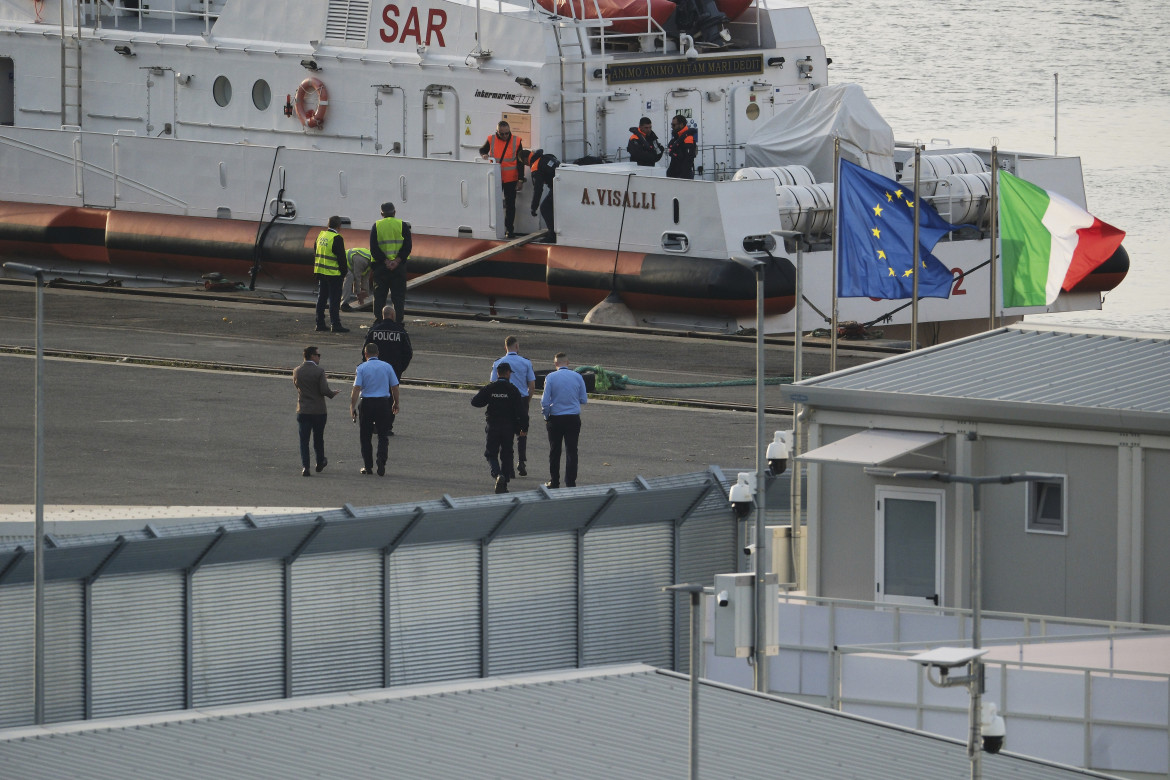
[251,79,271,111]
[212,75,232,107]
[746,102,760,120]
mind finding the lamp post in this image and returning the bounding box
[865,467,1045,779]
[664,583,707,780]
[730,255,768,693]
[772,230,805,584]
[4,261,48,725]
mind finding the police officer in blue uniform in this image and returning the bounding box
[490,335,536,476]
[471,362,524,494]
[350,342,400,476]
[540,351,588,488]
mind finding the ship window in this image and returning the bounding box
[1025,475,1066,535]
[661,232,689,253]
[252,79,271,111]
[212,75,232,107]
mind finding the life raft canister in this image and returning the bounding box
[294,77,328,129]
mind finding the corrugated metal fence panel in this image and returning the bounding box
[388,541,480,686]
[44,580,85,723]
[0,584,33,727]
[486,532,577,676]
[192,560,284,707]
[91,571,185,718]
[675,499,738,670]
[582,522,674,668]
[0,581,85,727]
[291,550,383,697]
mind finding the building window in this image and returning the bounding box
[1025,475,1067,535]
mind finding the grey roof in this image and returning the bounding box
[782,324,1170,434]
[0,665,1116,780]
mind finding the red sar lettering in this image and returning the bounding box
[380,5,447,47]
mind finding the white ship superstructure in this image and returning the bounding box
[0,0,1127,337]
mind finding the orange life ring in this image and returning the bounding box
[294,77,328,129]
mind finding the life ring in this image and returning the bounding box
[294,77,328,129]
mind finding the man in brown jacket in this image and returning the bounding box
[293,345,340,476]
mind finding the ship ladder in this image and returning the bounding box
[61,24,83,126]
[551,12,610,161]
[404,230,550,291]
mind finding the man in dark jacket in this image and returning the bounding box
[471,362,525,493]
[666,115,698,179]
[363,303,413,434]
[520,149,559,240]
[627,117,664,166]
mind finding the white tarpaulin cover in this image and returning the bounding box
[743,84,896,182]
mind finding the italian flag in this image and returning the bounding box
[998,170,1125,308]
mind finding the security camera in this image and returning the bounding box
[716,590,729,607]
[686,47,699,62]
[981,702,1006,754]
[728,473,755,518]
[743,543,756,557]
[766,430,792,475]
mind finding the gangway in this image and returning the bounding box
[405,230,550,290]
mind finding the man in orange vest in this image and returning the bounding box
[479,120,526,238]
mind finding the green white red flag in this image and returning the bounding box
[998,170,1125,308]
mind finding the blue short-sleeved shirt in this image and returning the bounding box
[541,366,588,417]
[354,358,399,398]
[491,352,536,397]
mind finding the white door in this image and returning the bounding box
[423,85,457,158]
[375,87,406,156]
[875,487,943,606]
[146,68,175,138]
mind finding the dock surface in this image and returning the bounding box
[0,284,886,513]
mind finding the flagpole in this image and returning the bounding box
[989,143,999,331]
[830,137,840,372]
[911,143,921,351]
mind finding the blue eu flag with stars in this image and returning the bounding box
[837,159,960,299]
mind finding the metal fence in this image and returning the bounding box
[0,471,738,728]
[702,593,1170,776]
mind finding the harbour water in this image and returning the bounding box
[804,0,1169,333]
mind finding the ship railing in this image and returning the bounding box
[78,0,218,35]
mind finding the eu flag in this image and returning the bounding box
[837,159,960,299]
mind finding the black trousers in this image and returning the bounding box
[485,418,516,480]
[358,397,393,469]
[515,397,530,464]
[315,274,343,326]
[502,180,518,235]
[372,270,406,323]
[546,414,581,487]
[297,413,327,469]
[538,194,555,236]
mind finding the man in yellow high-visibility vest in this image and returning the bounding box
[369,202,411,324]
[314,215,349,333]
